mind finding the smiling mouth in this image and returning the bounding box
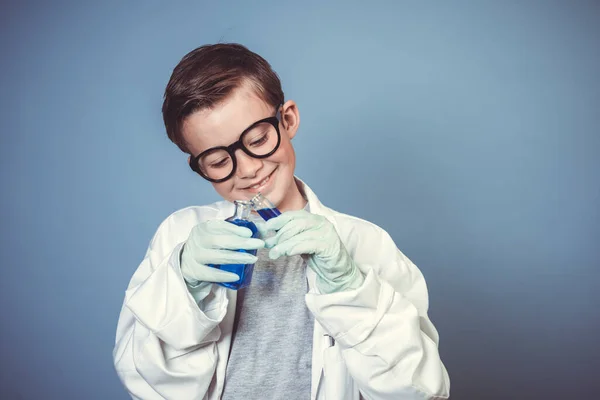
[244,169,275,190]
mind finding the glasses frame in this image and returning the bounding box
[189,106,283,183]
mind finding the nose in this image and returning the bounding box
[235,149,262,179]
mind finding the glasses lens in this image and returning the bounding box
[198,148,234,180]
[242,122,279,157]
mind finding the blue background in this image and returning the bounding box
[1,1,598,399]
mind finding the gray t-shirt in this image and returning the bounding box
[221,210,314,399]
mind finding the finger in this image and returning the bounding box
[269,239,322,260]
[269,232,328,259]
[203,219,256,238]
[192,264,240,283]
[253,220,271,238]
[208,235,265,251]
[264,218,315,248]
[264,210,313,231]
[196,248,259,265]
[187,231,261,253]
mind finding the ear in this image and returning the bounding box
[281,100,300,139]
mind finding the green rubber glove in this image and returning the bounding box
[262,210,364,294]
[180,220,265,286]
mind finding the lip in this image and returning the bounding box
[242,169,276,193]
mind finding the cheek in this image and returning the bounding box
[272,141,295,166]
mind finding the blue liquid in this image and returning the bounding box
[209,218,258,290]
[257,207,281,221]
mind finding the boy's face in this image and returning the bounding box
[182,82,303,211]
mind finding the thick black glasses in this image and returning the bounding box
[190,107,282,183]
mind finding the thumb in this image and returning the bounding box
[254,220,271,238]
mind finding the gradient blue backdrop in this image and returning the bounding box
[1,1,598,399]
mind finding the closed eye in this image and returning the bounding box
[249,134,269,147]
[209,157,230,168]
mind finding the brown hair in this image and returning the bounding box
[162,43,285,154]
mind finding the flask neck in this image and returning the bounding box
[250,192,275,210]
[232,200,253,220]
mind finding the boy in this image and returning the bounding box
[113,43,450,400]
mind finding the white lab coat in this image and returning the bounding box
[113,178,450,400]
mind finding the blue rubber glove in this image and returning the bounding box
[181,220,265,286]
[262,210,364,294]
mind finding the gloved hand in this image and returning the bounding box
[180,219,265,286]
[261,210,364,294]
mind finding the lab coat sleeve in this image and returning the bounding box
[113,210,228,399]
[305,221,450,400]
